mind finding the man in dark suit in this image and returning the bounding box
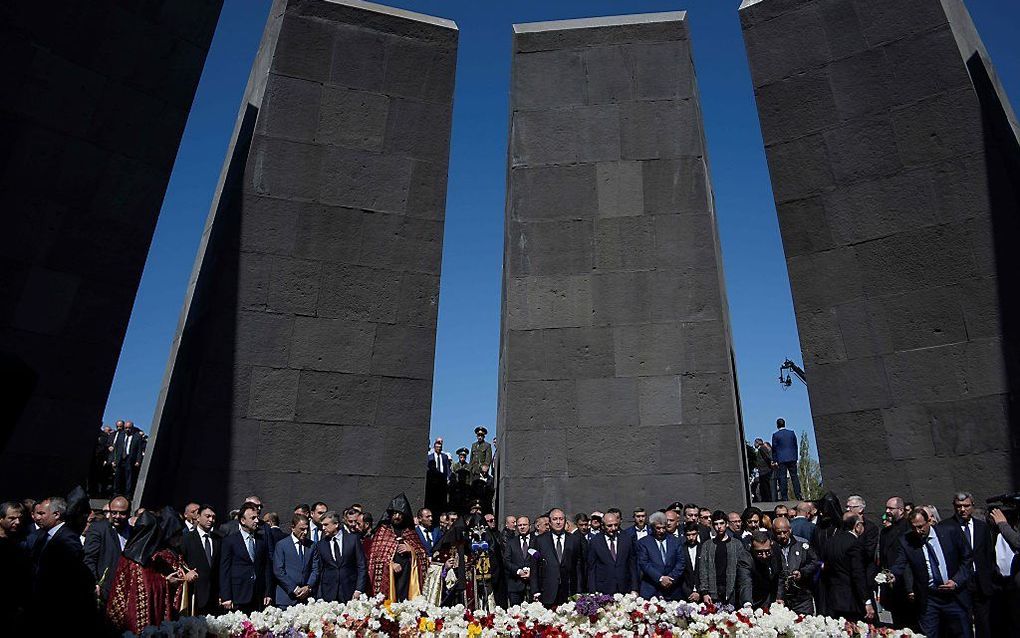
[772,516,818,614]
[586,509,638,594]
[879,496,913,628]
[111,421,144,496]
[263,512,288,544]
[636,511,686,600]
[845,494,880,583]
[790,502,816,546]
[219,502,272,613]
[181,504,221,615]
[820,513,875,622]
[82,495,131,605]
[272,513,315,607]
[415,508,439,556]
[425,438,452,515]
[893,507,973,638]
[770,418,801,500]
[30,497,96,627]
[309,510,367,603]
[530,508,583,607]
[748,532,782,609]
[503,515,533,605]
[680,522,701,601]
[623,507,650,542]
[940,492,991,637]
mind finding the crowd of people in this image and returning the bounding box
[1,421,1017,637]
[2,482,1019,637]
[88,420,147,499]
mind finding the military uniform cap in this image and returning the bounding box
[474,426,488,436]
[456,447,469,456]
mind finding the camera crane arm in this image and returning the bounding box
[779,359,806,388]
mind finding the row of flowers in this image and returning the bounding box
[133,593,920,638]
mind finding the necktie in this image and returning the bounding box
[246,534,255,561]
[555,534,563,561]
[333,536,341,561]
[522,536,528,553]
[609,536,617,561]
[313,526,319,543]
[963,523,972,548]
[926,539,945,587]
[204,533,213,564]
[438,454,443,474]
[659,540,666,563]
[297,541,304,560]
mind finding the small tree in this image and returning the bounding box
[798,430,823,499]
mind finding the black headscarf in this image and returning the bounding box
[123,511,162,566]
[65,485,92,535]
[158,506,185,553]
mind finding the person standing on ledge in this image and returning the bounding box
[771,419,802,501]
[470,426,493,475]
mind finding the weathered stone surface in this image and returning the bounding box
[138,0,456,515]
[499,12,748,517]
[741,0,1020,507]
[0,1,223,499]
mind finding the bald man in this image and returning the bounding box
[83,495,132,604]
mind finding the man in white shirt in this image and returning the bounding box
[308,501,327,543]
[183,502,200,532]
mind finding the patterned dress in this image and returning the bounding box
[105,548,185,634]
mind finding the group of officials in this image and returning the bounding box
[3,481,1020,637]
[424,428,496,516]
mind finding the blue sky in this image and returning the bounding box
[105,0,1019,470]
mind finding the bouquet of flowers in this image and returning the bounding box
[132,592,922,637]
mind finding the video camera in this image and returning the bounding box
[986,492,1020,519]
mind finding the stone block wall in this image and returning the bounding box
[497,12,748,517]
[137,0,457,514]
[740,0,1020,507]
[0,1,223,499]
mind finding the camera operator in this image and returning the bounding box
[988,506,1020,635]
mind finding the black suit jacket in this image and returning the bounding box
[940,516,994,596]
[219,531,272,605]
[585,533,638,594]
[530,531,584,605]
[820,530,870,618]
[860,517,880,582]
[894,525,973,612]
[82,519,127,601]
[181,528,221,609]
[679,542,699,597]
[503,533,533,594]
[32,525,96,621]
[308,532,368,603]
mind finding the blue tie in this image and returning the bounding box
[925,540,944,587]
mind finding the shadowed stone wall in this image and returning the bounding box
[137,0,457,514]
[0,1,223,499]
[497,12,748,517]
[740,0,1020,507]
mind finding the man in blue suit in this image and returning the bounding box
[892,508,973,638]
[415,508,440,556]
[770,418,801,500]
[272,514,315,608]
[636,511,686,600]
[219,502,272,613]
[586,509,638,594]
[309,510,367,603]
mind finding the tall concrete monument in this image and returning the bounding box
[497,12,748,516]
[740,0,1020,506]
[138,0,457,513]
[0,1,223,498]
